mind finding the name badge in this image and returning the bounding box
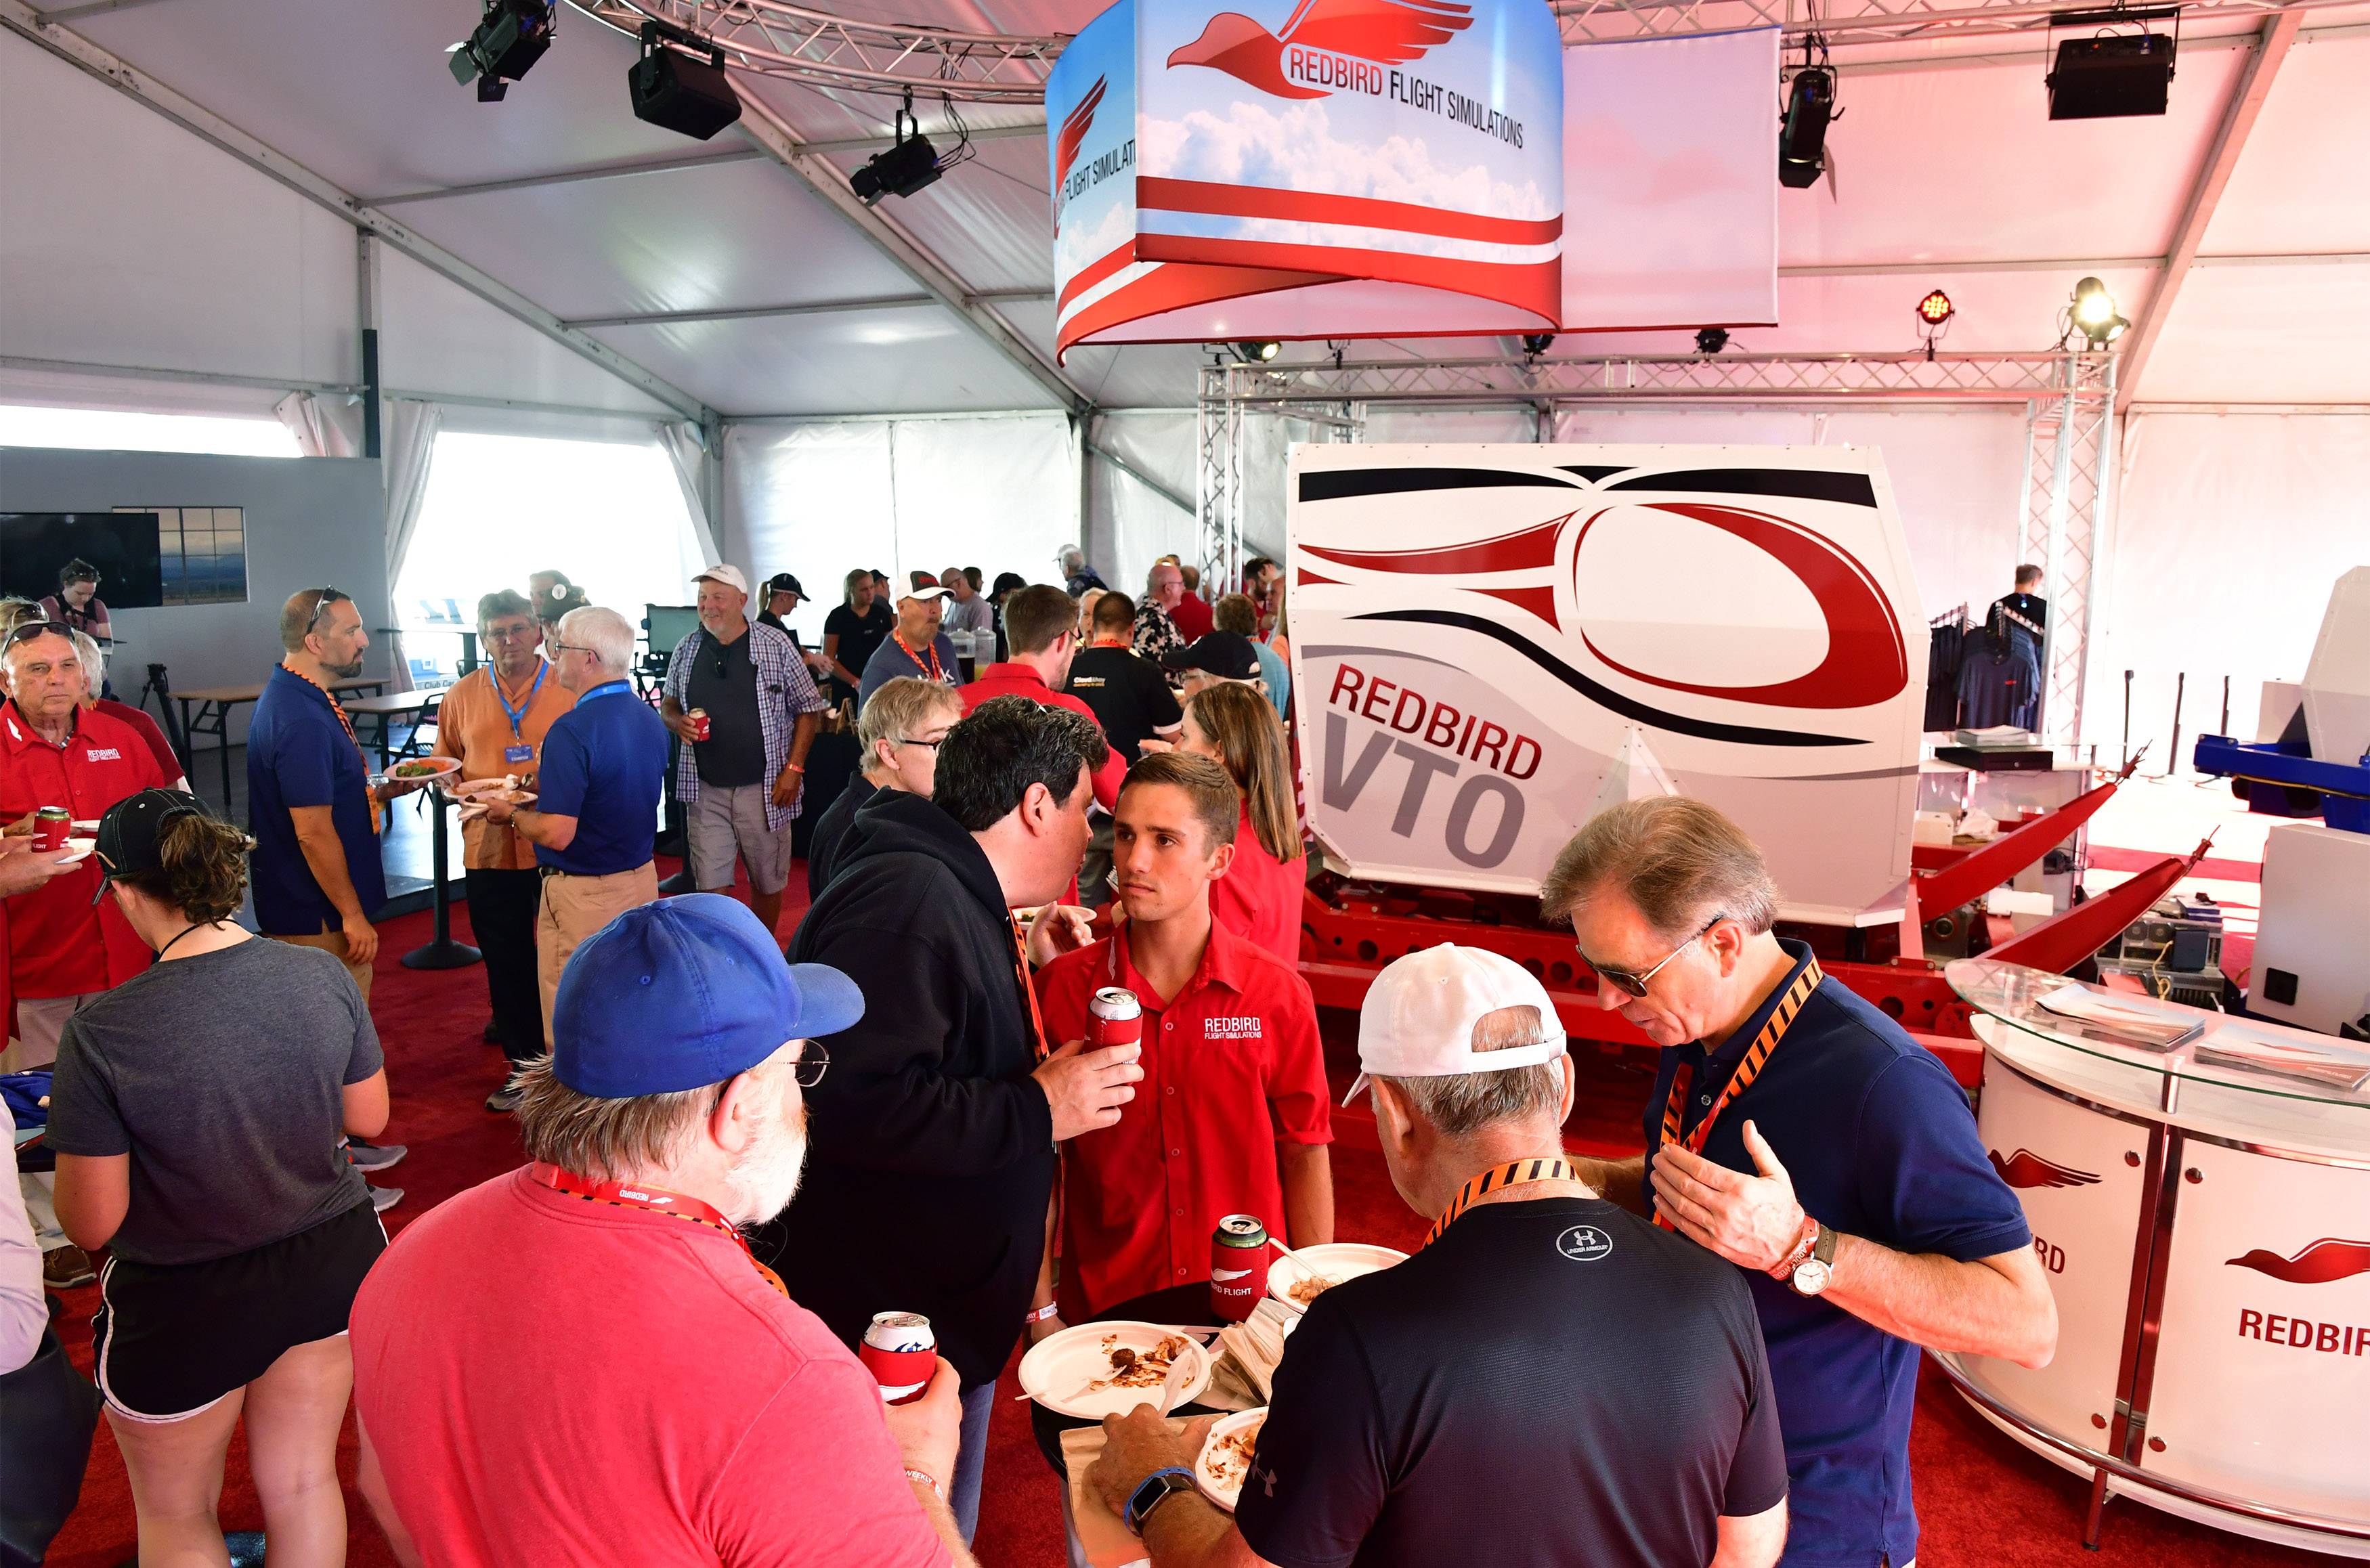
[504,743,534,765]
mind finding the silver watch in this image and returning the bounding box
[1789,1220,1838,1297]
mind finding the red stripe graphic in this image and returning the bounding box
[1296,567,1345,588]
[1987,1149,2102,1190]
[1301,515,1566,574]
[1057,238,1143,315]
[1058,261,1344,357]
[1574,503,1909,711]
[1474,584,1559,628]
[2226,1238,2370,1284]
[1138,177,1562,248]
[1134,233,1558,322]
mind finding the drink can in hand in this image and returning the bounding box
[1210,1215,1269,1323]
[1087,986,1142,1051]
[688,707,711,742]
[33,807,70,854]
[859,1311,936,1406]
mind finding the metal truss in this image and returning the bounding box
[576,0,1061,103]
[1200,347,2121,740]
[1551,0,2337,49]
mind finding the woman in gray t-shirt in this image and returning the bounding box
[49,788,389,1565]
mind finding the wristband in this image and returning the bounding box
[903,1468,945,1504]
[1024,1301,1060,1324]
[1769,1211,1820,1280]
[783,762,805,772]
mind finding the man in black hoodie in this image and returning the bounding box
[762,695,1140,1544]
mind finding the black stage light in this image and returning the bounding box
[629,22,742,141]
[1521,333,1555,357]
[1230,341,1282,364]
[1696,327,1729,355]
[852,132,943,204]
[1778,66,1836,189]
[2048,10,2178,121]
[448,0,554,99]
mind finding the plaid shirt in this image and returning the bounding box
[662,619,828,829]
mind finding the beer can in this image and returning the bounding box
[1087,986,1142,1051]
[33,807,70,854]
[688,707,711,742]
[859,1310,936,1406]
[1209,1215,1269,1323]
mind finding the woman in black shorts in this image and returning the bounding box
[47,789,390,1565]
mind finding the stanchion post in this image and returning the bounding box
[403,792,482,971]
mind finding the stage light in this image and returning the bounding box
[851,94,945,204]
[1778,64,1836,189]
[2070,276,2128,347]
[1917,290,1955,328]
[448,0,554,101]
[2047,7,2178,121]
[1232,341,1282,364]
[1521,333,1555,357]
[629,21,741,141]
[1696,327,1729,355]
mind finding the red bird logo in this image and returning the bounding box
[1054,75,1107,193]
[2225,1238,2370,1285]
[1165,0,1473,100]
[1987,1149,2102,1190]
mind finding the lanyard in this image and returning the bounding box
[528,1162,788,1297]
[1010,916,1052,1064]
[896,632,947,684]
[575,680,632,705]
[285,667,381,834]
[1652,957,1823,1233]
[1419,1157,1578,1250]
[494,660,547,738]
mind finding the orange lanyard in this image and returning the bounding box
[896,632,946,684]
[529,1162,788,1297]
[286,666,381,833]
[1652,959,1822,1232]
[1419,1157,1576,1250]
[1010,916,1052,1063]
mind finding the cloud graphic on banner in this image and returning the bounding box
[1056,198,1142,284]
[1142,102,1551,219]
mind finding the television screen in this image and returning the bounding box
[0,513,165,610]
[643,603,702,657]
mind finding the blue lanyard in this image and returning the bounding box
[494,660,547,737]
[576,680,632,705]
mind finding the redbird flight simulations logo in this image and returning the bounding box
[1167,0,1472,100]
[2225,1238,2370,1285]
[1987,1149,2101,1190]
[1054,75,1106,192]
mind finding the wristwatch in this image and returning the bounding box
[1125,1466,1198,1537]
[1789,1220,1840,1297]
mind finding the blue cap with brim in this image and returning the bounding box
[552,893,864,1098]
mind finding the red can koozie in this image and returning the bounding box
[33,808,70,854]
[1088,986,1142,1051]
[689,707,712,742]
[1210,1215,1269,1323]
[859,1311,936,1406]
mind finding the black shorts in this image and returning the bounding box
[93,1200,386,1422]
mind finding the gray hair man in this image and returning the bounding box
[1132,559,1188,672]
[659,564,828,939]
[804,675,961,900]
[1543,795,2054,1568]
[1092,941,1788,1568]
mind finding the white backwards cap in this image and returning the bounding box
[1343,943,1568,1106]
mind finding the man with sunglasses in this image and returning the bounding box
[1541,797,2054,1568]
[248,589,418,1002]
[351,896,976,1567]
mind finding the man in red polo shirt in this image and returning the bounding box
[0,624,165,1074]
[1032,752,1331,1322]
[958,584,1124,813]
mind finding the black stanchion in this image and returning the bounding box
[403,793,481,970]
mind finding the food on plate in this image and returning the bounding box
[390,759,448,778]
[1287,1275,1333,1305]
[1075,1332,1190,1396]
[1205,1422,1262,1492]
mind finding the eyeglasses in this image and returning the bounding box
[1578,915,1727,999]
[5,621,74,646]
[303,587,350,636]
[483,623,540,643]
[892,737,943,752]
[546,640,587,657]
[791,1041,829,1088]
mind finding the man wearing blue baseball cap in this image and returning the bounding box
[349,895,974,1567]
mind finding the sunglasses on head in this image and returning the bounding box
[1580,915,1729,999]
[303,588,350,636]
[5,621,75,646]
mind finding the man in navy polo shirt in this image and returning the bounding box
[1545,797,2055,1568]
[249,588,421,1001]
[483,607,669,1039]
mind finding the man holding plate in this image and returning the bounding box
[1090,944,1790,1568]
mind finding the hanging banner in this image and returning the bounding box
[1048,0,1566,357]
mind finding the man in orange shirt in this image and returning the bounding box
[433,591,577,1112]
[957,584,1124,814]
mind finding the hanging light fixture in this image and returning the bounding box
[1915,289,1954,360]
[2069,276,2128,347]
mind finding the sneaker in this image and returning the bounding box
[344,1137,407,1171]
[484,1073,527,1114]
[481,1016,502,1046]
[370,1185,403,1214]
[42,1244,95,1289]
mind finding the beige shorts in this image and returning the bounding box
[687,782,795,896]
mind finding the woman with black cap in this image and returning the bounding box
[45,789,391,1567]
[989,571,1028,663]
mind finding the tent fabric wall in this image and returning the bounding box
[379,399,443,695]
[657,421,723,568]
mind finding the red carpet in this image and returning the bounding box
[38,866,2340,1567]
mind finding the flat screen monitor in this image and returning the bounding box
[0,513,165,609]
[643,603,702,657]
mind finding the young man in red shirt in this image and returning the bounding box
[958,583,1125,812]
[1032,752,1332,1324]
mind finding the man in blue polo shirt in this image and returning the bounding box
[483,607,669,1039]
[249,588,421,1001]
[1544,797,2056,1568]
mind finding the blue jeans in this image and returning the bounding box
[951,1380,997,1544]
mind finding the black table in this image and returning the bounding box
[1027,1280,1236,1477]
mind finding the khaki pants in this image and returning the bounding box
[537,861,660,1041]
[273,925,374,1003]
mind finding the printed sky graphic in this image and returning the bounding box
[1165,0,1474,99]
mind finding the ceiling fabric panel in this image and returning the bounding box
[2196,32,2370,255]
[377,248,675,414]
[592,308,1065,414]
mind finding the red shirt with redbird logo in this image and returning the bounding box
[0,701,165,998]
[1034,916,1331,1319]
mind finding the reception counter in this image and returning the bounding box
[1935,959,2370,1557]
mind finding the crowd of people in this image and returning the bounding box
[0,541,2054,1568]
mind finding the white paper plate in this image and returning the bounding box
[1267,1243,1406,1315]
[70,819,99,833]
[1194,1408,1267,1512]
[1016,1320,1212,1421]
[383,756,462,782]
[54,837,95,864]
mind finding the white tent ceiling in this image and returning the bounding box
[5,0,2369,418]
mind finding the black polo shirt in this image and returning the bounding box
[685,628,765,787]
[1237,1196,1787,1568]
[1064,645,1181,766]
[1642,940,2031,1567]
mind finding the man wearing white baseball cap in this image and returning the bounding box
[660,564,829,938]
[1091,942,1790,1568]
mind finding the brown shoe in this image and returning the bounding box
[43,1244,95,1289]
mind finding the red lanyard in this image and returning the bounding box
[287,666,381,833]
[1010,917,1052,1063]
[1652,959,1823,1232]
[896,632,946,684]
[1419,1157,1577,1250]
[528,1162,788,1297]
